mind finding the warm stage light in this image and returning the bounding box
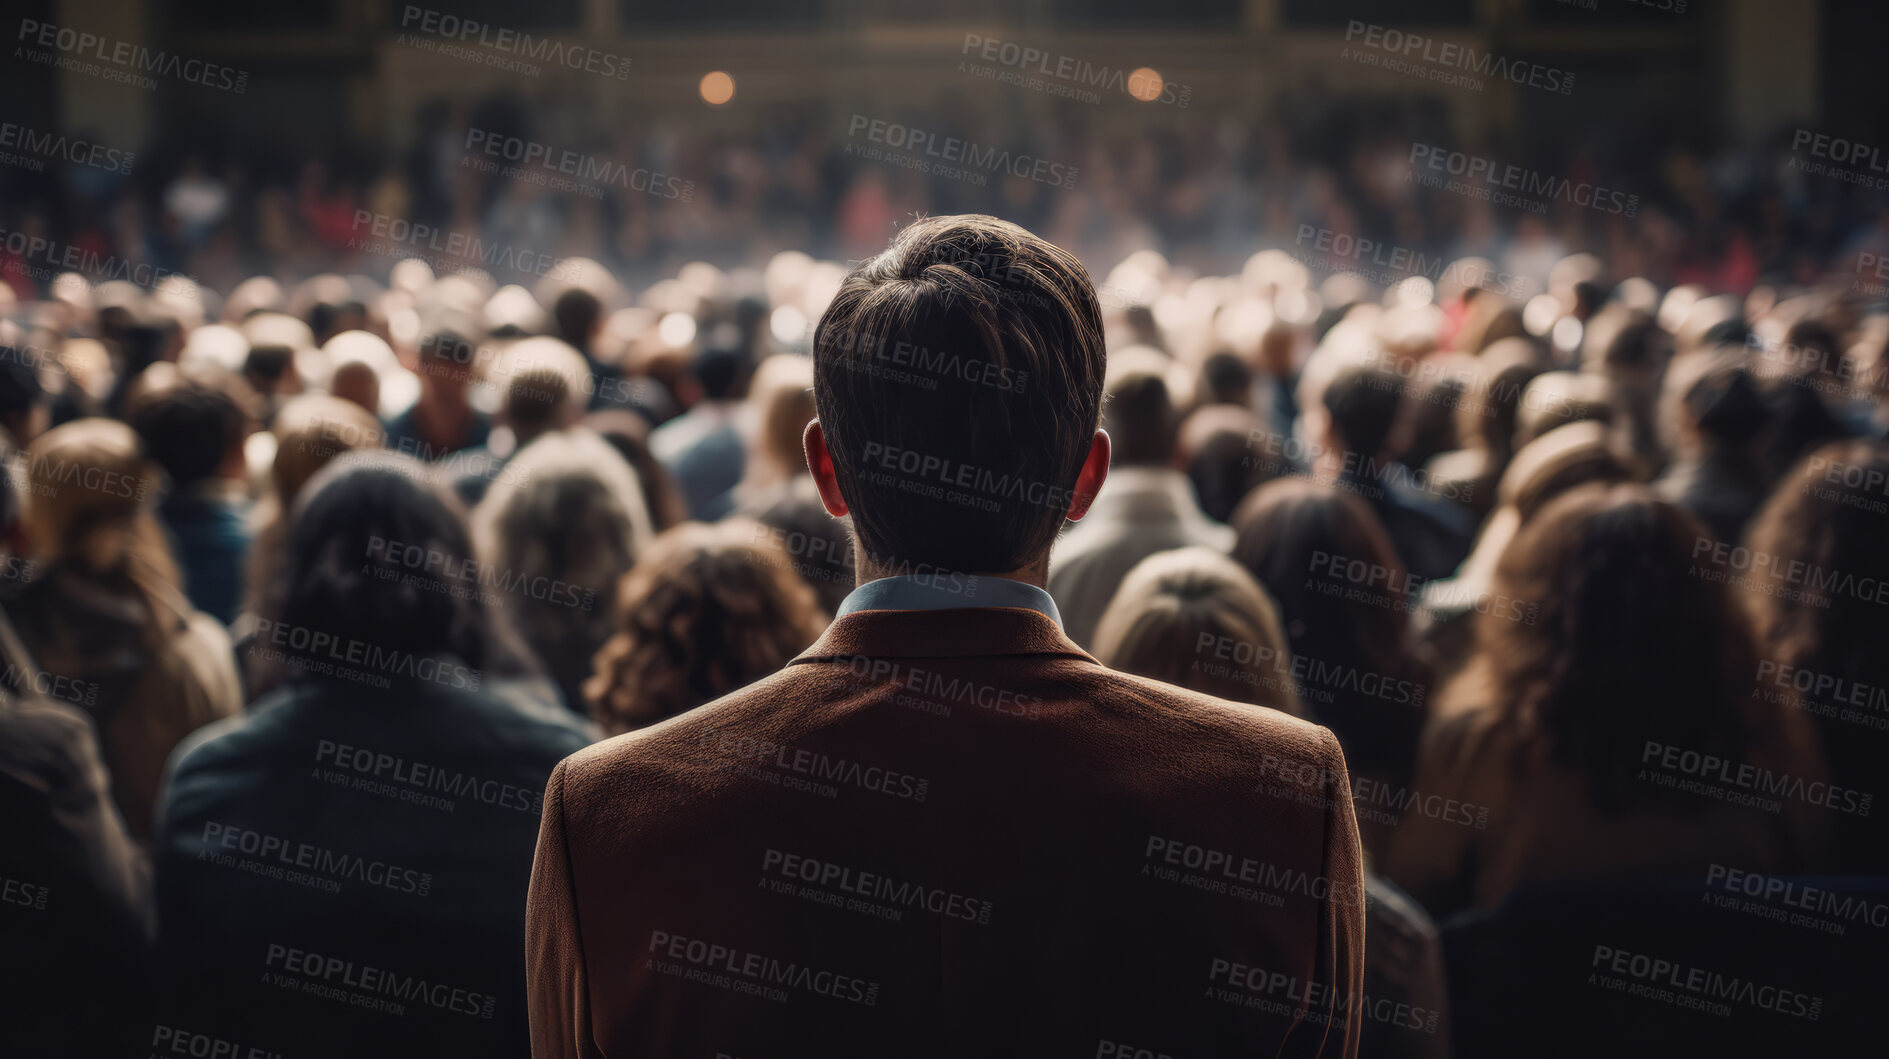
[699,71,735,105]
[1127,67,1164,102]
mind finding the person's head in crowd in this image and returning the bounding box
[1314,361,1403,474]
[1569,280,1605,321]
[1417,420,1644,681]
[1513,370,1615,447]
[1195,350,1253,409]
[1120,302,1165,353]
[1178,404,1276,525]
[1743,439,1889,727]
[1548,253,1606,318]
[738,354,816,502]
[494,337,592,449]
[732,291,771,356]
[472,430,653,712]
[329,359,380,416]
[323,329,407,417]
[1437,258,1496,310]
[268,450,535,685]
[1103,353,1182,469]
[1453,296,1526,355]
[1673,359,1768,458]
[1460,339,1544,462]
[48,338,113,416]
[1759,376,1853,481]
[1753,316,1859,482]
[1662,292,1734,352]
[1500,421,1643,525]
[1580,305,1668,466]
[584,409,690,531]
[239,312,314,409]
[106,315,183,416]
[1776,317,1845,387]
[623,325,694,418]
[685,325,751,409]
[178,324,248,378]
[1256,314,1297,384]
[750,485,855,614]
[224,275,284,322]
[126,368,255,493]
[123,366,260,623]
[552,286,604,358]
[1691,314,1751,358]
[484,285,549,340]
[807,214,1108,578]
[293,275,366,346]
[0,348,50,450]
[1394,359,1468,473]
[1421,343,1544,521]
[389,325,490,459]
[268,395,385,508]
[585,519,828,735]
[245,394,385,627]
[94,284,140,346]
[415,328,481,402]
[21,419,173,614]
[1229,477,1426,784]
[240,339,299,412]
[1464,484,1763,814]
[1092,547,1300,716]
[1657,348,1724,453]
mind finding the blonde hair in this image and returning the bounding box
[1093,546,1302,716]
[270,394,386,503]
[742,354,816,491]
[22,418,180,635]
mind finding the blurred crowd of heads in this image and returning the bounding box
[1,213,1884,794]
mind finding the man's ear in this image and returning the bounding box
[803,419,849,517]
[1064,429,1111,523]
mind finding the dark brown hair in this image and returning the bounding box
[1321,362,1403,463]
[1475,484,1756,813]
[811,215,1105,573]
[1744,440,1889,704]
[1102,368,1179,467]
[1230,477,1428,779]
[272,451,539,687]
[126,366,256,488]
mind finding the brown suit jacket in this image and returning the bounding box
[528,606,1364,1058]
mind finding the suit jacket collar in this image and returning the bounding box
[835,573,1061,625]
[791,607,1097,665]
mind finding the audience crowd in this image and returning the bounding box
[3,206,1886,1055]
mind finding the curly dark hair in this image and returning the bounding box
[585,519,829,735]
